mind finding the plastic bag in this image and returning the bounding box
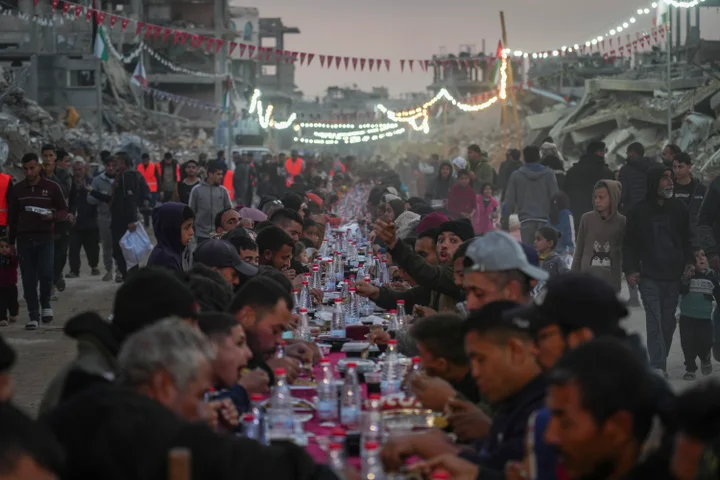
[120,223,153,270]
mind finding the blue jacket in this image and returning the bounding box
[146,202,191,272]
[550,209,575,254]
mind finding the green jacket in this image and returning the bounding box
[473,160,496,187]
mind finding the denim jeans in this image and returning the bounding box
[638,278,680,371]
[17,238,54,320]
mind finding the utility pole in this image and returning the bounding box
[443,98,448,160]
[500,11,522,150]
[96,57,103,155]
[667,6,673,141]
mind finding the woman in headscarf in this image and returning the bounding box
[424,161,454,204]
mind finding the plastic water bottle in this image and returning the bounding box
[404,357,423,396]
[360,275,374,316]
[317,358,338,421]
[339,281,349,300]
[299,280,312,311]
[382,339,401,395]
[334,251,345,282]
[340,362,361,431]
[387,309,399,332]
[396,300,407,330]
[346,288,360,325]
[242,413,258,439]
[349,242,360,268]
[362,393,383,450]
[268,368,294,440]
[362,441,385,480]
[298,308,312,342]
[325,259,336,291]
[311,264,322,289]
[356,263,367,280]
[250,393,268,445]
[276,341,286,359]
[292,289,300,314]
[331,298,346,338]
[328,443,346,476]
[377,259,390,286]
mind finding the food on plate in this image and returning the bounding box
[293,378,317,387]
[293,399,315,410]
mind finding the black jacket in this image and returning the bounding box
[70,178,98,230]
[110,170,142,228]
[563,154,614,229]
[43,385,338,480]
[497,157,523,201]
[233,162,254,207]
[698,176,720,257]
[674,177,707,243]
[460,374,546,478]
[618,156,658,213]
[623,164,693,281]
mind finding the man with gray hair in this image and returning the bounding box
[45,318,340,480]
[67,157,100,278]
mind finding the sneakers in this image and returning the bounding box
[0,320,7,327]
[65,272,79,279]
[56,278,66,292]
[684,371,697,380]
[701,355,713,375]
[91,268,101,276]
[102,271,113,282]
[41,308,53,324]
[25,320,39,330]
[115,272,123,283]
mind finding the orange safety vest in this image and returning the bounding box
[138,163,158,193]
[285,157,303,186]
[0,173,10,226]
[223,170,235,200]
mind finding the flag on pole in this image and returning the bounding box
[490,40,504,87]
[654,0,669,25]
[93,26,108,61]
[130,56,147,87]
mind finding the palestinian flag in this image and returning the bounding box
[490,40,504,87]
[130,57,148,87]
[93,26,108,61]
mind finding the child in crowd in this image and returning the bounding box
[447,169,476,220]
[548,191,575,256]
[534,226,569,279]
[472,182,498,235]
[679,248,719,380]
[571,180,626,292]
[293,242,309,268]
[0,237,18,327]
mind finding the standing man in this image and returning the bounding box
[189,160,232,245]
[173,160,201,205]
[624,163,694,377]
[496,149,522,202]
[110,152,143,282]
[8,153,68,329]
[67,159,100,278]
[0,166,14,238]
[87,154,116,281]
[157,152,179,205]
[137,153,159,227]
[501,146,559,245]
[673,152,706,241]
[216,150,228,176]
[233,153,254,208]
[563,141,614,230]
[42,146,74,293]
[467,144,494,187]
[662,143,682,169]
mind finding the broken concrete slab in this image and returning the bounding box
[525,107,571,130]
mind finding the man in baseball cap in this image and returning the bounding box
[462,231,547,310]
[503,272,629,371]
[194,238,258,289]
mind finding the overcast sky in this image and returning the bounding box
[253,0,720,98]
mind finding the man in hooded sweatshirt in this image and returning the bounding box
[497,149,522,202]
[624,163,694,377]
[502,146,559,245]
[618,142,658,214]
[146,202,195,272]
[189,160,233,245]
[563,141,614,230]
[572,179,626,292]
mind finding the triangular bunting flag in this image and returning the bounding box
[85,8,93,22]
[300,52,307,65]
[173,30,182,45]
[384,59,390,71]
[179,32,189,45]
[400,60,405,72]
[239,43,246,57]
[307,53,314,66]
[110,15,118,28]
[359,58,366,71]
[326,55,333,67]
[343,57,349,70]
[335,56,342,69]
[75,5,83,17]
[143,24,153,39]
[215,39,224,54]
[291,51,299,63]
[153,25,163,40]
[51,0,59,10]
[229,42,237,56]
[130,58,148,88]
[248,45,256,58]
[135,21,144,36]
[206,38,215,52]
[376,59,382,71]
[320,55,326,68]
[62,3,71,14]
[162,28,172,42]
[368,58,374,71]
[351,57,358,70]
[96,11,106,24]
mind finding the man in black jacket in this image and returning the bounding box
[497,149,522,202]
[624,163,694,376]
[563,141,614,230]
[67,159,100,278]
[673,152,706,242]
[110,152,142,281]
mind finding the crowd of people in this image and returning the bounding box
[0,140,719,480]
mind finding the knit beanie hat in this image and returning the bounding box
[416,212,449,235]
[436,220,475,242]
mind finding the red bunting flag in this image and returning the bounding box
[85,8,93,22]
[619,45,625,56]
[238,43,246,57]
[96,11,106,24]
[400,60,405,72]
[343,57,349,69]
[215,39,224,54]
[300,52,307,65]
[228,42,237,56]
[632,40,638,51]
[307,53,314,66]
[320,55,326,68]
[351,57,358,70]
[327,55,334,68]
[135,22,145,36]
[359,58,366,71]
[179,32,189,45]
[368,58,375,71]
[162,28,172,42]
[248,45,256,58]
[153,25,163,40]
[121,18,129,31]
[51,0,59,10]
[335,56,342,69]
[376,59,382,71]
[62,3,71,14]
[284,51,292,64]
[291,52,299,63]
[384,59,390,71]
[109,15,117,28]
[274,49,282,62]
[75,5,83,17]
[409,60,414,72]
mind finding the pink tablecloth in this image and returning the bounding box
[294,352,364,467]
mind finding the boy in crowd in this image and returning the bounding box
[679,248,719,380]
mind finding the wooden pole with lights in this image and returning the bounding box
[500,11,522,150]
